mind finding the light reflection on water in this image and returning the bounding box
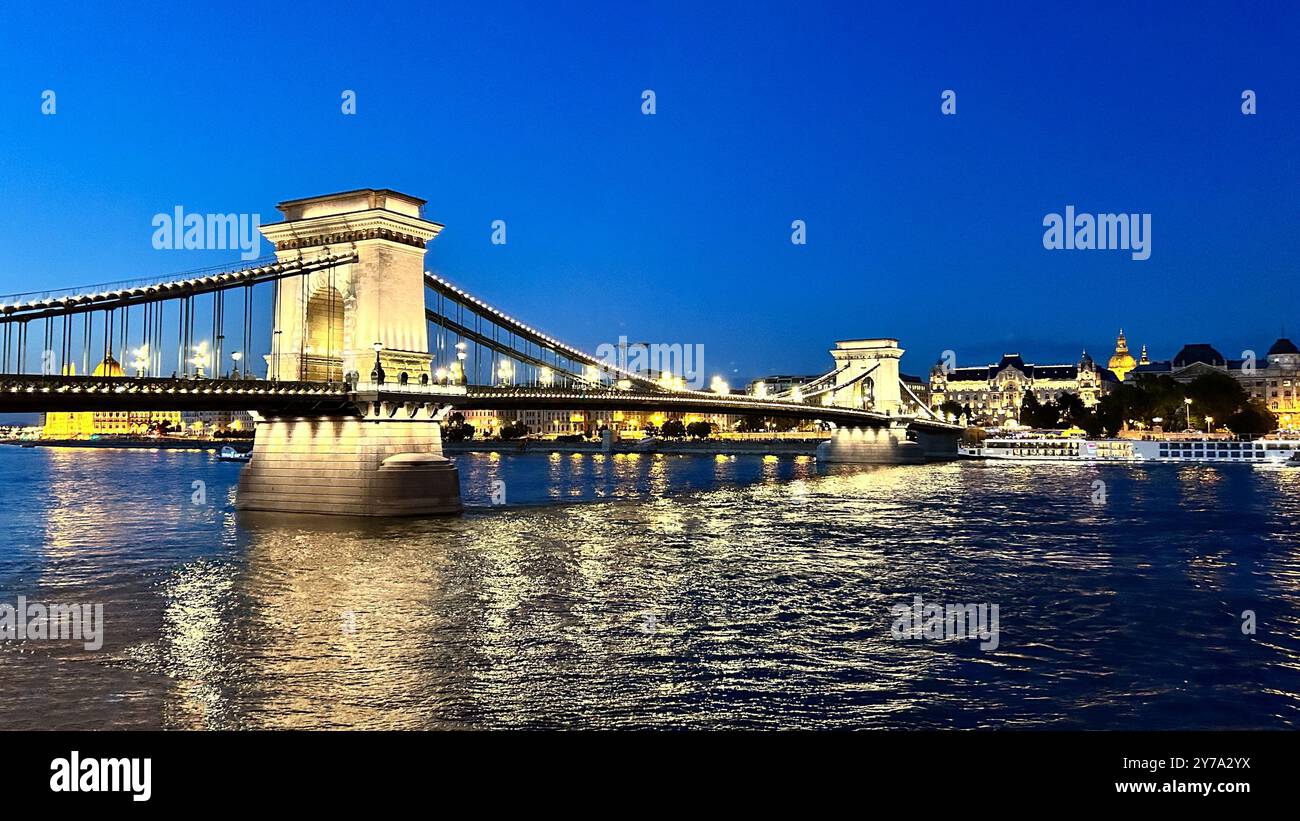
[1,446,1299,729]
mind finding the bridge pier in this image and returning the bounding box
[235,404,461,516]
[815,422,926,464]
[911,427,961,461]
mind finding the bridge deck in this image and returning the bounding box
[0,376,960,432]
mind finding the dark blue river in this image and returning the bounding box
[1,444,1298,729]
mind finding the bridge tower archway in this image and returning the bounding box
[304,284,347,381]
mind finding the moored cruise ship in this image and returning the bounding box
[960,435,1300,464]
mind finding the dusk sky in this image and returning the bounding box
[1,1,1297,384]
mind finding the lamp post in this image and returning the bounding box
[371,341,385,385]
[1184,397,1193,432]
[1205,415,1214,435]
[455,341,467,384]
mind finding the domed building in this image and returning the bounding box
[1106,330,1138,382]
[42,355,182,438]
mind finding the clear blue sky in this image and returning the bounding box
[0,0,1297,385]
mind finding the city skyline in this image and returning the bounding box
[1,1,1297,384]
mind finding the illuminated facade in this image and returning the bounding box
[42,356,183,437]
[928,352,1114,427]
[180,410,255,434]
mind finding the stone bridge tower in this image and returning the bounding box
[260,189,441,384]
[829,338,905,414]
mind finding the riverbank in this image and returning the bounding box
[0,437,248,451]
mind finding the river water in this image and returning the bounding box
[1,445,1298,729]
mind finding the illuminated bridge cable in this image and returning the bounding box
[424,273,664,391]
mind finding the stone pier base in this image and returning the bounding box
[235,415,462,516]
[815,424,926,464]
[912,428,961,461]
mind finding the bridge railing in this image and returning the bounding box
[354,381,468,398]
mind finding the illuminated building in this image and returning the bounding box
[928,352,1115,427]
[41,356,183,437]
[180,410,255,434]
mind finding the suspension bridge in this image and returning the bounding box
[0,188,959,516]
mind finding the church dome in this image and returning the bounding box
[1107,330,1136,380]
[91,355,125,378]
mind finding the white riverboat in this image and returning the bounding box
[960,437,1138,462]
[960,436,1300,464]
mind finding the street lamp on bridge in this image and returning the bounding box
[371,341,385,385]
